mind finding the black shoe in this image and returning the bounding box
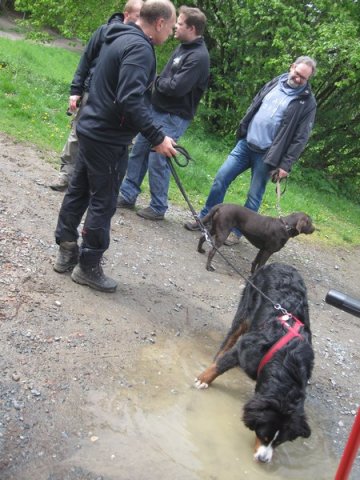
[71,263,117,293]
[117,195,135,209]
[184,221,201,231]
[54,241,79,273]
[136,207,164,221]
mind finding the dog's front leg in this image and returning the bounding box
[194,363,219,389]
[197,235,206,253]
[251,249,272,273]
[206,247,216,271]
[195,346,239,389]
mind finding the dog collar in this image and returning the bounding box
[257,314,304,376]
[279,217,293,233]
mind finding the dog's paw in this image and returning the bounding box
[194,378,209,390]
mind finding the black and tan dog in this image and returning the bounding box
[197,204,315,272]
[195,263,314,463]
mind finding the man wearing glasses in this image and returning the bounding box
[184,56,317,245]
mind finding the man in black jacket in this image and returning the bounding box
[54,0,177,292]
[184,56,317,245]
[50,0,143,191]
[118,6,210,220]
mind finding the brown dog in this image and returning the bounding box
[197,204,315,272]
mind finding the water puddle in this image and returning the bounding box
[70,336,338,479]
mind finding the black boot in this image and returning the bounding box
[54,241,79,273]
[71,257,117,293]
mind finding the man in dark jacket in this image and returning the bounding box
[54,0,177,292]
[184,56,317,244]
[118,6,210,220]
[50,0,143,191]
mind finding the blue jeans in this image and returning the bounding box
[120,109,190,215]
[200,139,272,235]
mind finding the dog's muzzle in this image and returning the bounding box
[254,431,279,463]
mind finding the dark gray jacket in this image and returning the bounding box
[77,23,164,147]
[152,37,210,120]
[70,13,124,96]
[237,75,317,172]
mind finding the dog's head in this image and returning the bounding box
[286,213,315,236]
[243,394,311,463]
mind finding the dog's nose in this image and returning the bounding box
[254,445,273,463]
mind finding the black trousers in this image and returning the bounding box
[55,133,128,261]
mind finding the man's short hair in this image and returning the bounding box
[124,0,144,14]
[294,56,317,76]
[179,6,206,36]
[140,0,175,23]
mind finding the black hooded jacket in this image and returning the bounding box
[77,22,164,147]
[70,13,124,96]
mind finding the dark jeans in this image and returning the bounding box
[55,133,128,260]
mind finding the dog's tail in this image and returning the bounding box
[201,204,222,225]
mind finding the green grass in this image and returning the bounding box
[0,37,79,154]
[1,37,359,246]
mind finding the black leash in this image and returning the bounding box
[167,146,291,316]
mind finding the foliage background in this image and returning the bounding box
[3,0,360,200]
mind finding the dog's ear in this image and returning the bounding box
[243,395,280,430]
[286,414,311,440]
[295,216,308,233]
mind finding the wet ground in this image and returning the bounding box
[0,130,359,480]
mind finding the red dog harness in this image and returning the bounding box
[257,314,304,376]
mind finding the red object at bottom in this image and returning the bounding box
[335,408,360,480]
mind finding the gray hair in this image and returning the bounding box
[294,56,317,76]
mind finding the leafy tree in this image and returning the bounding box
[14,0,124,41]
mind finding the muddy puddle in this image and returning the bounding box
[68,335,338,480]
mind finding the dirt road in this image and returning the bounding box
[0,131,359,479]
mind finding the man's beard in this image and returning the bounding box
[287,74,299,89]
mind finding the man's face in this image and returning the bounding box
[124,1,143,24]
[152,13,176,45]
[287,63,313,88]
[174,13,194,42]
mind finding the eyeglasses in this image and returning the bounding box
[291,67,310,83]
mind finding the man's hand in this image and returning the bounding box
[68,95,81,113]
[277,168,288,179]
[153,136,177,158]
